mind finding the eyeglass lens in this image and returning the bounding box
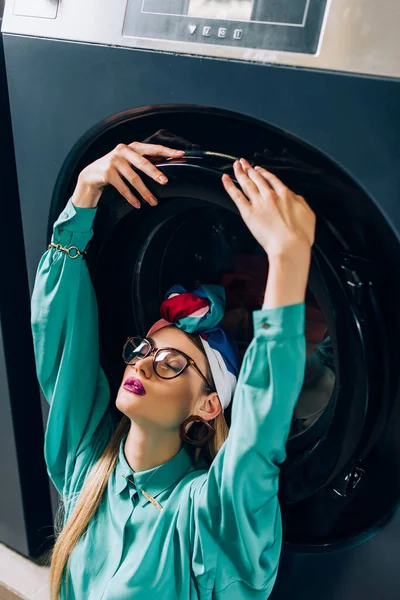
[123,337,188,378]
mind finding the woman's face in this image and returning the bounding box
[115,326,220,430]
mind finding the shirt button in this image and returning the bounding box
[262,322,270,329]
[122,474,126,478]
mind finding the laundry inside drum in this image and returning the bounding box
[132,204,335,439]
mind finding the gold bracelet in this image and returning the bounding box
[47,242,88,259]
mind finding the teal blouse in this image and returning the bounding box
[31,198,306,600]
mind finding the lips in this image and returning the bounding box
[123,377,146,396]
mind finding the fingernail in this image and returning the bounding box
[159,175,168,183]
[135,203,141,209]
[174,150,184,154]
[149,197,158,206]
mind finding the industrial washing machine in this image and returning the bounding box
[2,1,400,597]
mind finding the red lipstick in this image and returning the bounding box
[123,377,146,396]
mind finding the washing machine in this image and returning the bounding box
[0,0,53,559]
[2,0,400,597]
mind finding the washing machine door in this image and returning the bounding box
[73,145,398,552]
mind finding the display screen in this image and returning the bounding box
[142,0,309,26]
[127,0,328,55]
[187,0,253,21]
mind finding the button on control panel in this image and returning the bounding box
[197,25,244,41]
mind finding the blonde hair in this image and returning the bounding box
[46,331,230,599]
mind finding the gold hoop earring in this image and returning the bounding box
[179,415,215,447]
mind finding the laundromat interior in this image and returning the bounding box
[0,0,400,598]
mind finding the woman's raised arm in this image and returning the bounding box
[190,160,315,596]
[31,141,185,497]
[31,199,114,497]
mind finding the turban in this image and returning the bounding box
[147,284,239,411]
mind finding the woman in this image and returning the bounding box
[31,141,315,599]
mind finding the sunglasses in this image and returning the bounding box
[122,336,214,389]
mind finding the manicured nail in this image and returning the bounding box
[149,197,158,206]
[159,175,168,183]
[174,150,184,154]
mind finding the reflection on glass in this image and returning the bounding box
[188,0,253,21]
[291,301,335,435]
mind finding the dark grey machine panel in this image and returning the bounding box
[124,0,328,54]
[0,10,53,558]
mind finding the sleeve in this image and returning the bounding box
[31,198,114,496]
[192,303,306,595]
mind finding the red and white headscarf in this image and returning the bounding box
[147,284,239,411]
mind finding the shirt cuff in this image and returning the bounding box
[253,302,305,339]
[53,197,98,233]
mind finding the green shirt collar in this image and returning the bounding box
[115,433,194,507]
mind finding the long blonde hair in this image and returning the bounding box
[47,331,230,599]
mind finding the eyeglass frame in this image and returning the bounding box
[122,336,215,391]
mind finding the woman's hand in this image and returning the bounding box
[222,158,316,307]
[71,142,185,209]
[222,158,316,260]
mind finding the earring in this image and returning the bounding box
[180,415,215,447]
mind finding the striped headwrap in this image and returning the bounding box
[147,284,239,411]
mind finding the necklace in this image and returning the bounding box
[122,437,186,512]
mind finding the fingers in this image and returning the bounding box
[295,193,314,214]
[118,144,170,185]
[253,166,314,219]
[221,174,250,216]
[239,158,275,197]
[254,166,287,195]
[108,170,141,208]
[233,160,261,201]
[129,141,185,159]
[223,158,277,213]
[108,141,186,209]
[141,129,196,150]
[116,158,158,207]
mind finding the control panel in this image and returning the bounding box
[2,0,400,78]
[124,0,328,54]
